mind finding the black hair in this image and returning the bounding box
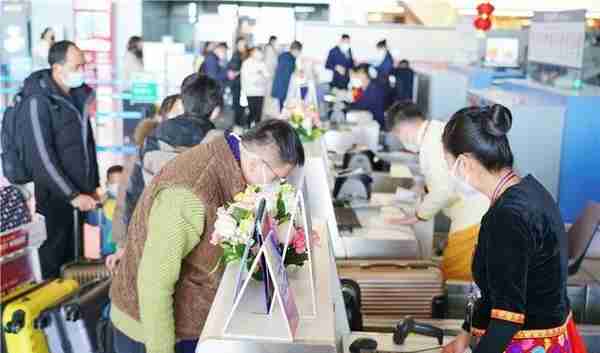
[269,35,278,44]
[181,73,198,91]
[107,165,124,179]
[342,34,350,40]
[216,42,228,50]
[442,104,514,172]
[386,101,425,130]
[181,74,223,119]
[376,39,387,49]
[290,41,303,52]
[399,59,410,66]
[351,63,370,76]
[202,41,213,56]
[241,119,305,167]
[127,36,142,52]
[48,40,78,67]
[158,94,181,119]
[41,27,54,40]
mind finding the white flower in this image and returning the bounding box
[283,192,296,214]
[237,217,255,242]
[214,213,237,241]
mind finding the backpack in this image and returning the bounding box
[1,92,54,184]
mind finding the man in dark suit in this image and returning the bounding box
[393,59,415,102]
[199,42,231,87]
[325,34,354,90]
[271,41,303,111]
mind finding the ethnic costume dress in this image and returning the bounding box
[466,175,587,353]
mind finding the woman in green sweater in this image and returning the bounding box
[109,119,305,353]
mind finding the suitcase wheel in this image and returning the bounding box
[4,310,25,334]
[33,314,51,329]
[64,304,81,322]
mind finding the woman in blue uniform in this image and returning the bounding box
[373,39,394,108]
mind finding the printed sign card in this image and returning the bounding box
[223,230,300,341]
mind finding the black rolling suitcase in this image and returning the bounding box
[37,278,111,353]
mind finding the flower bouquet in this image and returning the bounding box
[283,103,324,142]
[210,182,318,278]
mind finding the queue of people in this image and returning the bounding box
[4,33,588,353]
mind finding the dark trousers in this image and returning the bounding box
[38,200,79,279]
[231,83,245,127]
[113,326,198,353]
[247,96,264,127]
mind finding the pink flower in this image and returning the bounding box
[210,231,222,245]
[292,227,306,253]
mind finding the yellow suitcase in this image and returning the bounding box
[2,279,79,353]
[2,282,47,353]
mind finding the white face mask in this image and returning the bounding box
[351,77,362,88]
[397,129,420,153]
[63,69,84,88]
[378,49,387,60]
[239,139,281,187]
[339,43,350,52]
[449,158,480,197]
[106,183,119,198]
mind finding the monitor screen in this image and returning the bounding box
[485,38,520,68]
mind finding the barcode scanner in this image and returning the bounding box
[393,316,444,346]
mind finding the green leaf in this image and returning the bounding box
[277,214,291,226]
[231,207,251,223]
[276,196,287,219]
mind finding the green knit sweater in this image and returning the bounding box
[111,187,205,353]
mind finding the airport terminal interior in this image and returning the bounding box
[1,1,600,353]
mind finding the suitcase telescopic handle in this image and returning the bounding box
[73,204,103,261]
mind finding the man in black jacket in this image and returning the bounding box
[21,41,100,278]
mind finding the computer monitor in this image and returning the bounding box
[485,37,520,68]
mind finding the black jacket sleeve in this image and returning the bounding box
[87,119,100,189]
[27,96,78,202]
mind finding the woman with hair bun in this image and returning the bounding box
[442,105,587,353]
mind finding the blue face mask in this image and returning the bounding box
[64,69,84,88]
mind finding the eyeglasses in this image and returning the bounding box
[240,142,286,183]
[261,157,286,183]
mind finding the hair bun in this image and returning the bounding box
[483,104,512,137]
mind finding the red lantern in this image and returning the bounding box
[474,2,494,31]
[477,2,495,15]
[474,17,492,31]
